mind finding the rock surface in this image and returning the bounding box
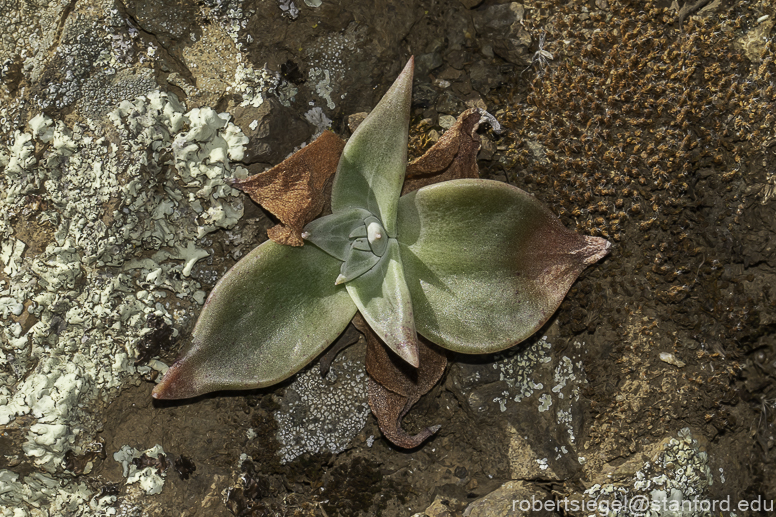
[1,0,775,516]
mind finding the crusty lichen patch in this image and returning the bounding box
[113,444,168,495]
[492,336,553,411]
[0,89,247,511]
[274,348,370,464]
[584,428,715,517]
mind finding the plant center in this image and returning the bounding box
[364,216,387,257]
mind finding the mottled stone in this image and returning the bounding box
[463,481,553,517]
[232,97,313,164]
[471,3,531,65]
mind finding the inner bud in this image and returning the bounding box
[364,216,388,256]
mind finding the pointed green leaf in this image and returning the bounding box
[153,240,357,399]
[351,238,372,252]
[397,179,611,354]
[345,239,419,367]
[349,225,368,239]
[331,58,414,236]
[337,245,380,284]
[303,208,371,261]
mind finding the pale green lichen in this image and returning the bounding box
[1,239,25,276]
[305,26,362,110]
[537,393,552,413]
[0,90,247,513]
[585,428,715,517]
[309,67,336,109]
[113,444,168,495]
[0,0,70,89]
[304,107,333,138]
[232,64,281,108]
[491,336,552,410]
[488,337,587,445]
[0,469,101,516]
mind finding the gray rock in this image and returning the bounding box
[435,90,466,115]
[471,3,532,65]
[413,83,440,109]
[449,336,587,482]
[469,60,502,96]
[463,481,554,517]
[445,49,470,70]
[416,52,445,76]
[232,97,313,164]
[458,0,483,9]
[347,112,369,133]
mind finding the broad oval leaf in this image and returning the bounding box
[345,239,419,367]
[330,58,414,236]
[152,240,357,399]
[397,179,610,354]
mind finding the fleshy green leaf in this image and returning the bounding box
[152,240,357,399]
[337,245,381,285]
[397,179,611,354]
[303,208,371,261]
[348,225,368,239]
[351,238,372,252]
[330,58,414,236]
[345,239,419,367]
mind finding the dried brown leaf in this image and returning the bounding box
[402,108,484,194]
[231,130,345,246]
[367,378,441,449]
[355,316,447,448]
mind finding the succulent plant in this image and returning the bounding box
[153,58,610,444]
